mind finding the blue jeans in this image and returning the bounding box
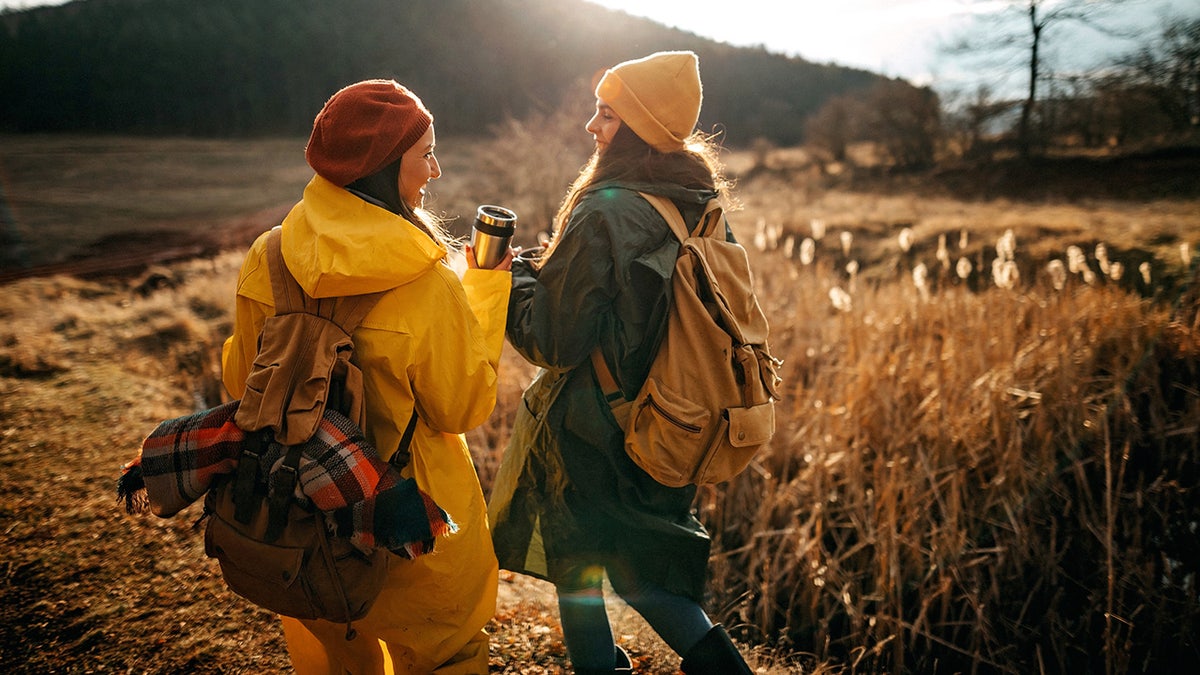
[555,563,713,669]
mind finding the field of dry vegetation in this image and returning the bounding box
[2,131,1199,674]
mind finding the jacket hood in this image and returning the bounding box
[281,174,446,298]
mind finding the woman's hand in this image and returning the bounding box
[464,244,519,271]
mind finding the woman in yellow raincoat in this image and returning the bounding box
[222,79,511,675]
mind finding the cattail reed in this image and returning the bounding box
[1047,259,1067,290]
[811,217,827,241]
[800,238,816,265]
[1109,261,1125,281]
[956,257,972,280]
[1067,245,1087,274]
[829,286,852,312]
[1095,242,1110,275]
[936,233,950,269]
[912,262,930,301]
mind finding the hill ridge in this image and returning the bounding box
[0,0,889,145]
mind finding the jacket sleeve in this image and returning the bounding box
[404,266,510,434]
[506,208,616,370]
[221,235,273,399]
[460,267,510,365]
[221,296,268,399]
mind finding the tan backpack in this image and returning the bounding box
[119,228,450,642]
[204,227,397,638]
[592,192,782,487]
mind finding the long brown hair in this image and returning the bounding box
[537,124,732,268]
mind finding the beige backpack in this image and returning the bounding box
[592,192,782,487]
[206,227,394,639]
[122,228,446,642]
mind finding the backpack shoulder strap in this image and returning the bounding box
[264,227,387,334]
[589,193,724,406]
[242,230,396,535]
[636,192,724,242]
[329,291,388,336]
[697,199,724,238]
[590,193,684,405]
[264,227,305,315]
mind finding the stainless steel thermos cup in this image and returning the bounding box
[471,205,517,269]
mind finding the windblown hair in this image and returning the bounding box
[346,157,458,251]
[537,124,733,268]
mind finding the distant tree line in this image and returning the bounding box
[0,0,887,147]
[803,10,1199,169]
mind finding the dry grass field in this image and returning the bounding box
[1,132,1199,673]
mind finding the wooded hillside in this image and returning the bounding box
[0,0,892,146]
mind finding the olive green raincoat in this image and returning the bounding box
[488,181,726,601]
[223,175,508,674]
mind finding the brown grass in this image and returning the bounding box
[2,133,1199,673]
[707,264,1198,672]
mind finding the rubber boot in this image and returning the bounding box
[680,624,753,675]
[574,645,633,674]
[614,646,632,673]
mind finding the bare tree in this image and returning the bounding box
[472,80,595,239]
[803,81,942,170]
[1115,16,1200,133]
[860,81,943,169]
[942,85,1017,159]
[949,0,1135,157]
[804,93,858,164]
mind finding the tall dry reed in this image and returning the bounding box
[697,243,1200,673]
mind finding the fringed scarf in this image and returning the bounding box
[117,400,455,559]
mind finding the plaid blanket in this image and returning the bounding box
[118,400,455,558]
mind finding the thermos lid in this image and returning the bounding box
[475,205,516,235]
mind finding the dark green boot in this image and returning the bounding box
[574,645,633,674]
[680,624,753,675]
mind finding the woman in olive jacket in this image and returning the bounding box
[224,80,511,675]
[488,52,753,675]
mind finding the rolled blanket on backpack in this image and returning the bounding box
[117,400,455,558]
[121,400,244,517]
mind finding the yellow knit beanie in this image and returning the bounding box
[595,51,702,153]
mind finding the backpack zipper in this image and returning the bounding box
[643,394,703,433]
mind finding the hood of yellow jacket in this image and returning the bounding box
[280,174,446,299]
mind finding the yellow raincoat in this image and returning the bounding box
[222,175,508,674]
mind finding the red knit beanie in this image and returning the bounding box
[305,79,433,187]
